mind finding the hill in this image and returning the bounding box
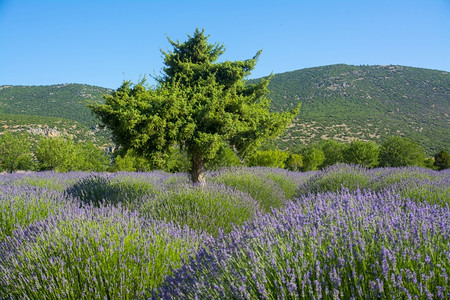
[0,84,112,147]
[256,64,449,154]
[0,65,448,154]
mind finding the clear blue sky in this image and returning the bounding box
[1,0,449,89]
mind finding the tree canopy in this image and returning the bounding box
[90,29,300,183]
[379,136,425,167]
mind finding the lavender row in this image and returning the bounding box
[0,185,73,241]
[153,188,450,299]
[0,203,208,299]
[298,164,449,206]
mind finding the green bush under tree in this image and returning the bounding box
[0,131,34,173]
[343,140,379,168]
[434,150,450,170]
[379,136,425,167]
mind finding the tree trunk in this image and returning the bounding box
[191,155,206,187]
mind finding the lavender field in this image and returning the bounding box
[0,165,449,299]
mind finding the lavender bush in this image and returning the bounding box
[368,167,450,206]
[208,167,297,212]
[153,188,450,299]
[0,204,207,299]
[0,171,92,191]
[0,185,72,241]
[66,173,161,207]
[136,183,261,236]
[298,163,370,195]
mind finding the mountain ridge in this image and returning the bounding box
[1,64,448,154]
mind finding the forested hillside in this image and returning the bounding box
[257,64,449,154]
[1,65,448,154]
[0,84,112,146]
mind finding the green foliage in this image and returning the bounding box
[77,141,110,171]
[424,157,436,169]
[379,136,426,167]
[205,145,242,170]
[246,149,289,168]
[0,84,111,126]
[110,149,153,172]
[319,139,345,168]
[301,146,325,171]
[36,137,74,171]
[253,64,450,154]
[285,153,303,171]
[163,146,191,173]
[35,137,108,172]
[434,150,450,170]
[0,131,34,172]
[90,29,300,183]
[110,147,190,173]
[343,140,379,168]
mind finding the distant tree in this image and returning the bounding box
[111,152,138,172]
[302,146,325,171]
[246,149,289,168]
[0,131,34,173]
[36,137,75,172]
[379,136,425,167]
[343,140,379,168]
[285,153,303,171]
[319,139,345,168]
[75,141,109,172]
[90,29,300,184]
[423,157,435,170]
[110,149,152,172]
[36,137,108,172]
[434,150,450,170]
[206,145,242,171]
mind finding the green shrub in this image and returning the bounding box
[66,174,157,207]
[298,164,370,195]
[343,140,379,168]
[209,168,287,212]
[138,183,261,235]
[301,146,325,171]
[246,149,289,168]
[434,150,450,170]
[379,136,425,167]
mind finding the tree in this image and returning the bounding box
[75,141,109,172]
[301,146,325,171]
[90,29,300,184]
[36,137,77,171]
[343,140,379,168]
[319,139,345,168]
[285,153,303,171]
[379,136,425,167]
[246,149,289,168]
[434,150,450,170]
[0,131,34,173]
[36,137,108,172]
